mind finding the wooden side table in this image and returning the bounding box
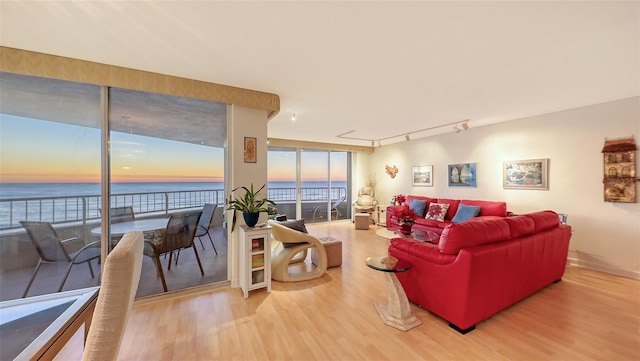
[365,256,422,331]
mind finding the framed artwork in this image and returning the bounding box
[503,158,548,190]
[448,163,477,187]
[244,137,257,163]
[411,165,433,186]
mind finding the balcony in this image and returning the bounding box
[0,187,349,301]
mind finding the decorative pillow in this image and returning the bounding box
[277,219,308,233]
[277,219,308,248]
[425,203,450,222]
[451,204,481,223]
[409,199,428,218]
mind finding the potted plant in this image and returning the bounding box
[396,209,417,235]
[226,183,276,231]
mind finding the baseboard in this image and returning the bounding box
[567,257,640,280]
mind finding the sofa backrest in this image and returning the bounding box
[406,195,437,207]
[439,218,511,255]
[460,199,508,217]
[438,210,560,255]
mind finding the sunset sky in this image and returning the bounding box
[0,115,346,183]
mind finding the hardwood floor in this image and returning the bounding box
[60,222,640,360]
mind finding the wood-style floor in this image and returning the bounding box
[59,222,640,360]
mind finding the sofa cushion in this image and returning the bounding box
[451,204,481,223]
[409,199,428,218]
[503,215,535,238]
[425,203,449,222]
[524,210,560,232]
[437,198,460,220]
[438,219,512,255]
[460,199,507,217]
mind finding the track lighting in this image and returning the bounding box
[371,140,374,147]
[405,134,410,141]
[291,113,296,121]
[378,141,382,147]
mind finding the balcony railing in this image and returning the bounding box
[0,187,348,231]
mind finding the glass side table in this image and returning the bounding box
[365,256,422,331]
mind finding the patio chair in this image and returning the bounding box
[143,212,204,292]
[20,221,101,298]
[195,203,218,254]
[83,231,143,361]
[313,196,347,221]
[110,206,135,223]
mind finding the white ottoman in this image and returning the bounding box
[355,213,370,230]
[312,237,342,268]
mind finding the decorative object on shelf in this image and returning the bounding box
[448,163,477,187]
[391,194,406,206]
[226,183,276,231]
[411,165,433,186]
[244,137,257,163]
[503,159,549,190]
[396,209,416,235]
[385,165,398,178]
[602,137,638,203]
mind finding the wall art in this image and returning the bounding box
[244,137,257,163]
[503,158,548,190]
[411,165,433,186]
[385,165,398,178]
[448,163,477,187]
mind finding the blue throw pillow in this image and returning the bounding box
[409,199,428,218]
[451,204,481,223]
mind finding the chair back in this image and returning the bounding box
[82,231,144,361]
[20,221,70,262]
[160,212,202,253]
[111,206,135,223]
[195,204,216,237]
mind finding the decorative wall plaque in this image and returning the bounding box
[602,137,638,203]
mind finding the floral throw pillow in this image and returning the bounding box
[425,203,450,222]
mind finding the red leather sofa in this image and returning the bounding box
[386,195,509,234]
[388,210,571,334]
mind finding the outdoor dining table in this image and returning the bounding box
[91,218,169,239]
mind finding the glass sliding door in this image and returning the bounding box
[267,146,351,224]
[267,147,297,219]
[0,72,101,301]
[108,88,227,297]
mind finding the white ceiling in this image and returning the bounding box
[1,1,638,147]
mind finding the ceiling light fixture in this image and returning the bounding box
[336,119,471,145]
[291,113,296,121]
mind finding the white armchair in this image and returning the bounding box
[352,186,378,221]
[269,220,327,282]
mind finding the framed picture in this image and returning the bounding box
[411,165,433,186]
[503,158,549,190]
[244,137,257,163]
[448,163,477,187]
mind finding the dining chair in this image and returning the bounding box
[20,221,101,298]
[82,231,143,361]
[143,212,204,292]
[195,203,218,254]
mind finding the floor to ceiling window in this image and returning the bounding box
[0,72,101,301]
[0,72,228,301]
[267,146,351,223]
[107,88,227,297]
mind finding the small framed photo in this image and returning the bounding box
[448,163,477,187]
[411,165,433,186]
[244,137,257,163]
[503,158,549,190]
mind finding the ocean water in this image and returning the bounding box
[0,181,347,229]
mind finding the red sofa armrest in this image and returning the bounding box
[389,237,456,265]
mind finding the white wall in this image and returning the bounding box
[365,97,640,279]
[226,104,269,288]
